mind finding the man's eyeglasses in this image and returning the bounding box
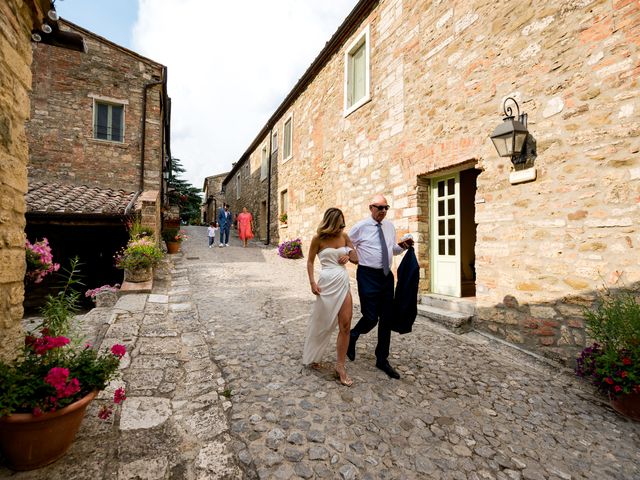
[370,204,390,211]
[339,224,345,229]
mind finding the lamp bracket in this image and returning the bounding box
[502,97,520,120]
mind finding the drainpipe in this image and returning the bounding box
[266,127,273,245]
[124,191,142,215]
[140,69,166,192]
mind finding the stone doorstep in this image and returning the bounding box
[420,293,476,316]
[416,304,473,334]
[120,279,153,294]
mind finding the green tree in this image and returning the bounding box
[168,158,202,224]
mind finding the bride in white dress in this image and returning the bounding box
[303,208,358,386]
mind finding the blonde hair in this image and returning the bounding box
[317,208,345,238]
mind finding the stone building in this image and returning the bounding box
[223,0,640,363]
[25,19,171,293]
[0,1,85,361]
[202,172,228,224]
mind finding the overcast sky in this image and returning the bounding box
[57,0,357,190]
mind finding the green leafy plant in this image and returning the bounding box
[38,257,83,337]
[0,259,127,418]
[161,228,179,243]
[127,218,154,240]
[114,237,163,271]
[162,229,188,243]
[576,289,640,397]
[279,212,288,224]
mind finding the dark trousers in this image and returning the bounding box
[208,236,215,246]
[220,225,230,244]
[352,265,394,362]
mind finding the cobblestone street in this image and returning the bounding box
[2,227,639,480]
[183,226,640,480]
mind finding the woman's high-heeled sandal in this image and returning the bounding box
[334,362,353,387]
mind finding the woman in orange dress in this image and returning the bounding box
[237,207,254,247]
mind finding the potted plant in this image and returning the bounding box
[0,259,127,470]
[277,238,303,259]
[162,228,188,254]
[279,212,288,225]
[85,284,120,308]
[115,237,163,282]
[576,289,640,420]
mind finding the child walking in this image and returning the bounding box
[207,222,219,248]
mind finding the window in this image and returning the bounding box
[270,131,278,165]
[283,116,292,161]
[236,174,241,199]
[344,26,370,115]
[260,146,268,181]
[94,101,124,142]
[280,189,288,216]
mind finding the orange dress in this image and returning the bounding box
[237,212,254,240]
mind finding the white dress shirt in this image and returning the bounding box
[349,217,404,270]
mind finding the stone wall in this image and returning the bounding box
[230,0,640,363]
[203,173,227,225]
[225,144,278,244]
[26,20,165,193]
[0,0,48,361]
[135,190,160,245]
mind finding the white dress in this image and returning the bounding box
[303,246,351,365]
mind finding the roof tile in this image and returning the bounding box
[26,181,136,215]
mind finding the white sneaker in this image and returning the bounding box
[225,243,230,247]
[218,244,223,248]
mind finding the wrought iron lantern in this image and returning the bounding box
[490,97,529,165]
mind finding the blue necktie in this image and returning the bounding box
[377,223,390,276]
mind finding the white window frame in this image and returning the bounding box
[343,25,371,117]
[260,144,268,181]
[280,188,288,214]
[92,98,126,143]
[236,173,241,199]
[282,114,293,162]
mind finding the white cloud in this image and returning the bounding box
[132,0,357,190]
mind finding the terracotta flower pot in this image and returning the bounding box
[166,241,180,254]
[124,266,152,282]
[0,391,97,471]
[610,391,640,421]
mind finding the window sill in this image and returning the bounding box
[282,155,293,164]
[344,95,371,118]
[279,224,288,229]
[89,138,129,148]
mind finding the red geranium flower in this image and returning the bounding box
[622,357,632,366]
[111,344,126,359]
[604,377,614,385]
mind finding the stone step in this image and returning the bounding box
[419,293,476,316]
[417,304,473,334]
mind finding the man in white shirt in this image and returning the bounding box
[347,194,413,379]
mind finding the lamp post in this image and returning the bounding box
[490,97,529,165]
